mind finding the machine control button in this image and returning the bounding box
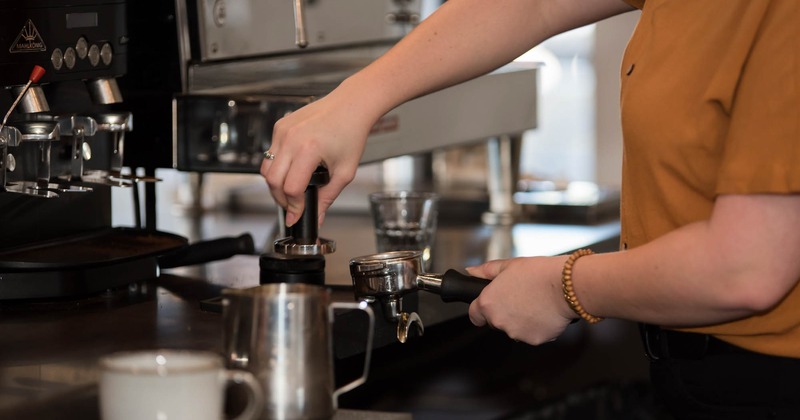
[64,48,77,69]
[76,37,89,59]
[100,43,113,66]
[51,48,64,70]
[88,44,101,67]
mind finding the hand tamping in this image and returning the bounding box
[260,166,335,286]
[273,165,336,256]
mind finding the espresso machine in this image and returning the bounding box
[0,0,255,301]
[0,0,537,299]
[0,0,129,231]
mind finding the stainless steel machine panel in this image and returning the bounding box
[173,62,538,173]
[194,0,421,62]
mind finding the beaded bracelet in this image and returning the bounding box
[561,249,604,324]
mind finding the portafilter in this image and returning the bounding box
[349,250,489,342]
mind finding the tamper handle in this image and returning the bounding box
[417,269,489,303]
[286,166,329,244]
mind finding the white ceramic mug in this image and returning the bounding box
[99,349,263,420]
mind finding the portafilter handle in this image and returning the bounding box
[416,269,490,303]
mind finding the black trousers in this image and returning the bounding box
[642,324,800,419]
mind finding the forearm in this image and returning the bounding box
[582,224,759,327]
[577,195,800,327]
[335,0,633,121]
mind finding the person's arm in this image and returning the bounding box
[467,194,800,344]
[262,0,635,227]
[352,0,634,117]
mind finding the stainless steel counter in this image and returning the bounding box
[0,212,640,419]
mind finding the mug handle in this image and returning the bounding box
[224,369,264,420]
[329,301,375,404]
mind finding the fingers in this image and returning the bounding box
[263,145,290,205]
[316,166,356,226]
[263,150,320,228]
[262,95,368,228]
[259,157,271,182]
[281,158,321,227]
[263,112,318,227]
[465,259,508,279]
[466,259,504,327]
[263,147,353,228]
[468,301,488,327]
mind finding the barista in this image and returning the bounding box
[261,0,800,417]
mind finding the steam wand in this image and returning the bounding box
[0,65,46,134]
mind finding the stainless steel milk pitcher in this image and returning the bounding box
[222,283,375,420]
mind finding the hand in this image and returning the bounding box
[466,255,576,345]
[260,87,378,227]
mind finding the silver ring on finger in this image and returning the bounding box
[263,150,276,160]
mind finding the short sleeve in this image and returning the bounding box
[621,0,645,10]
[717,0,800,195]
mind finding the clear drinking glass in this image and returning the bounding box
[369,191,439,270]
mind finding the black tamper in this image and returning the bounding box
[260,166,335,286]
[273,165,336,255]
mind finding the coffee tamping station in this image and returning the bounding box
[255,165,490,343]
[259,166,336,287]
[0,0,540,417]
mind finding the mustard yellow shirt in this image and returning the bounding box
[619,0,800,357]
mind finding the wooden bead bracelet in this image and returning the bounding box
[561,249,604,324]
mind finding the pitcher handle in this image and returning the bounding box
[329,300,375,404]
[224,369,264,420]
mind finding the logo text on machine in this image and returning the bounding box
[10,20,47,53]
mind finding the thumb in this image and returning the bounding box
[317,172,353,219]
[465,259,509,280]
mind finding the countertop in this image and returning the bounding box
[0,211,631,419]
